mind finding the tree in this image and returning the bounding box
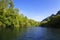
[0,0,40,28]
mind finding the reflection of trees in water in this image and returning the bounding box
[15,27,28,40]
[0,28,27,40]
[46,28,60,40]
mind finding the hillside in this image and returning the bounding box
[40,11,60,28]
[0,0,40,28]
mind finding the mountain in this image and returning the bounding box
[40,11,60,28]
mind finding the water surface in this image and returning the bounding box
[0,27,60,40]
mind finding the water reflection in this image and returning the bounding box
[16,27,60,40]
[16,27,47,40]
[46,28,60,40]
[0,27,60,40]
[0,28,27,40]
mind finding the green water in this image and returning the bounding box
[0,27,60,40]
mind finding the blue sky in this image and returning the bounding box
[14,0,60,21]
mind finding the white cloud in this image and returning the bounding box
[27,16,46,22]
[32,16,42,21]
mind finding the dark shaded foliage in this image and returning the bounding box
[40,11,60,28]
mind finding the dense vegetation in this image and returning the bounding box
[0,0,40,28]
[40,11,60,28]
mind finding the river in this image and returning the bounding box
[0,27,60,40]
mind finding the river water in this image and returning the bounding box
[0,27,60,40]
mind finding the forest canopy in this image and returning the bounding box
[0,0,40,28]
[40,11,60,28]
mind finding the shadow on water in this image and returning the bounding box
[0,27,60,40]
[0,27,27,40]
[45,28,60,40]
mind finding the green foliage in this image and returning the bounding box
[40,11,60,28]
[0,0,40,28]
